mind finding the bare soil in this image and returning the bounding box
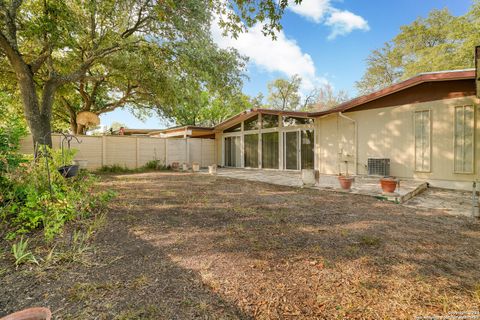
[1,172,479,319]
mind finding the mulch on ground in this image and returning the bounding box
[1,172,479,319]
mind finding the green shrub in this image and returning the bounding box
[1,146,115,241]
[97,162,171,173]
[142,160,170,171]
[96,164,137,173]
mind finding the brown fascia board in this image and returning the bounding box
[308,69,476,117]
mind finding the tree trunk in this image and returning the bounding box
[16,65,53,147]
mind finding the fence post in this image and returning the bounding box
[186,138,189,164]
[201,139,204,167]
[164,139,168,166]
[136,137,140,168]
[102,135,107,167]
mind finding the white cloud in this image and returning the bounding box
[212,20,326,93]
[287,0,369,39]
[288,0,330,23]
[325,9,370,39]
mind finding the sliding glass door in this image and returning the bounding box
[224,136,241,167]
[301,130,314,169]
[284,131,299,170]
[262,132,279,169]
[283,130,314,170]
[244,134,258,168]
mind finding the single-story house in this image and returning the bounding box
[211,69,479,190]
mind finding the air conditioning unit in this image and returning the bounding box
[367,158,390,176]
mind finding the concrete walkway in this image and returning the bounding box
[403,187,476,217]
[209,168,426,204]
[205,168,478,217]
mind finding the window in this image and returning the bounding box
[262,132,279,169]
[244,134,258,168]
[225,123,241,133]
[414,110,431,172]
[283,116,313,126]
[262,114,279,128]
[454,105,475,173]
[244,115,259,131]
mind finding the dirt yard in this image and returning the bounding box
[1,172,479,319]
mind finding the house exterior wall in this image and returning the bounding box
[315,95,479,190]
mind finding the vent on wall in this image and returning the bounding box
[367,158,390,176]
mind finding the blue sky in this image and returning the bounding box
[100,0,472,130]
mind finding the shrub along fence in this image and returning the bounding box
[19,134,216,170]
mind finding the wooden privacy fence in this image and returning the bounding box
[19,134,216,170]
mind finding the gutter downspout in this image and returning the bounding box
[338,112,358,175]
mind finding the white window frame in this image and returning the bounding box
[453,105,475,174]
[414,109,432,173]
[221,113,315,170]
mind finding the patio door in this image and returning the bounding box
[224,136,241,167]
[284,131,299,170]
[283,130,314,170]
[300,130,314,169]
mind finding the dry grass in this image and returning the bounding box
[1,171,479,319]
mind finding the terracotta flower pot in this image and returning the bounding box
[0,307,51,320]
[338,176,354,190]
[380,177,398,193]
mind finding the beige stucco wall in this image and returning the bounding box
[315,96,480,189]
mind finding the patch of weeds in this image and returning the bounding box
[129,274,150,290]
[115,304,160,320]
[346,244,360,256]
[96,164,140,173]
[142,160,170,171]
[11,237,39,267]
[359,235,382,247]
[68,281,121,302]
[55,230,93,265]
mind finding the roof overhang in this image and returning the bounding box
[149,125,214,138]
[214,108,312,131]
[309,69,476,117]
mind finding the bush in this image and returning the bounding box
[96,164,137,173]
[143,160,170,171]
[96,161,170,173]
[1,146,115,241]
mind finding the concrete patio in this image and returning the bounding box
[207,168,427,204]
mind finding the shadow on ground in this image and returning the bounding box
[1,172,479,319]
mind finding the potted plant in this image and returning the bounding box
[338,160,354,191]
[380,176,398,193]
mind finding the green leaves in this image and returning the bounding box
[356,3,480,94]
